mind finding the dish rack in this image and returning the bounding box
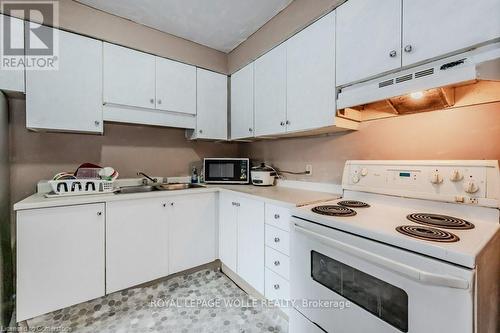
[48,179,115,196]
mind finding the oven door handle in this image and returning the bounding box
[294,224,470,290]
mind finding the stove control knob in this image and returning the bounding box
[360,168,368,176]
[352,175,360,184]
[430,172,444,184]
[450,170,463,182]
[464,181,479,194]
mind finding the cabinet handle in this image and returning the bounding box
[157,99,162,105]
[274,214,280,219]
[274,260,280,266]
[97,211,102,216]
[150,98,155,104]
[273,284,280,290]
[162,203,166,207]
[249,128,253,132]
[280,121,285,126]
[286,120,290,125]
[404,45,413,53]
[389,50,397,58]
[94,120,100,127]
[274,237,280,243]
[170,202,174,206]
[199,129,203,134]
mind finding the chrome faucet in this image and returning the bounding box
[137,172,158,185]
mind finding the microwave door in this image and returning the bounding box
[290,219,474,333]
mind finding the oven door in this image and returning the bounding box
[290,217,474,333]
[203,158,249,184]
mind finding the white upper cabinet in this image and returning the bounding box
[254,43,287,136]
[230,62,254,140]
[286,11,336,133]
[26,28,103,133]
[0,14,24,93]
[402,0,500,66]
[195,68,228,140]
[169,193,216,274]
[156,57,196,115]
[336,0,402,86]
[103,42,156,109]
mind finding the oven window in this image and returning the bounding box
[311,251,408,332]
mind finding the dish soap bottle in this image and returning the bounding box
[191,166,199,184]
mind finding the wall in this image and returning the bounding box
[9,99,238,206]
[2,0,227,74]
[0,93,13,326]
[227,0,344,73]
[240,103,500,184]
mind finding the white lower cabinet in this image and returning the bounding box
[16,204,105,321]
[219,192,238,272]
[106,198,169,293]
[168,193,216,274]
[237,196,265,294]
[219,192,265,293]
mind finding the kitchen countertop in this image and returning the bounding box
[14,184,340,211]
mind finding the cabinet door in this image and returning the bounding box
[196,68,228,140]
[26,28,103,133]
[286,11,336,133]
[237,196,265,294]
[219,192,238,272]
[169,193,216,274]
[103,42,156,109]
[156,57,196,115]
[106,198,168,293]
[402,0,500,66]
[336,0,402,86]
[16,204,105,321]
[0,14,24,92]
[254,43,287,136]
[230,62,254,139]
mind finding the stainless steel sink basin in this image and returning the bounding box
[155,183,205,191]
[116,185,158,194]
[116,183,205,194]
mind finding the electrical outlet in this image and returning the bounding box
[306,164,313,176]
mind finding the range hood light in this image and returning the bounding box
[410,91,424,99]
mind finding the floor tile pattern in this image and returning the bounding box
[27,268,288,332]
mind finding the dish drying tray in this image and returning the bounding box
[46,179,116,197]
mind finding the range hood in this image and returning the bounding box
[337,43,500,121]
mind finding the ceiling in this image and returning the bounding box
[76,0,293,53]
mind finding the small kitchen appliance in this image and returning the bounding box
[203,158,250,184]
[251,163,278,186]
[290,160,500,333]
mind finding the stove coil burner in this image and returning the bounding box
[311,205,357,217]
[338,200,370,208]
[407,213,474,230]
[396,225,460,243]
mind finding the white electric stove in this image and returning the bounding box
[289,161,500,333]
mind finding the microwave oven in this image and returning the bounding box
[203,158,250,184]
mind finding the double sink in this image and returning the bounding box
[116,183,205,194]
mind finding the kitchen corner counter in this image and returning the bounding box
[14,184,340,211]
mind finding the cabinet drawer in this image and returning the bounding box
[265,224,289,256]
[265,268,290,302]
[265,204,291,231]
[265,246,290,280]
